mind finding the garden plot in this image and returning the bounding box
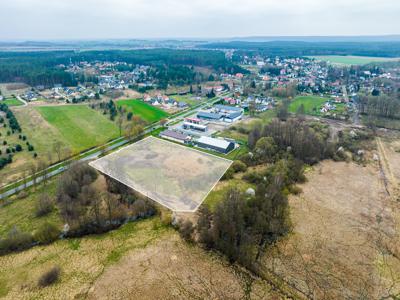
[90,136,232,212]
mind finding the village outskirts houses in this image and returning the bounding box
[142,94,188,110]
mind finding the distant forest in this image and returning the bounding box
[0,49,247,87]
[201,41,400,58]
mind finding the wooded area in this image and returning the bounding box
[0,49,247,87]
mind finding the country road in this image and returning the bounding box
[0,94,226,200]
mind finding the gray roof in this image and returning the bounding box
[160,130,189,141]
[226,111,243,119]
[214,104,242,112]
[197,111,222,119]
[196,136,233,149]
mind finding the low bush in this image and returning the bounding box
[38,266,61,287]
[34,222,60,245]
[178,220,194,242]
[231,160,247,173]
[35,193,54,217]
[0,227,34,255]
[221,167,234,180]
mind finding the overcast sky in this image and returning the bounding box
[1,0,399,40]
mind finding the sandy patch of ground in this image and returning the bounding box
[87,234,280,300]
[261,160,400,299]
[120,90,142,99]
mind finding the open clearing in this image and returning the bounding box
[116,99,169,123]
[36,105,119,153]
[0,181,61,237]
[289,96,327,115]
[90,136,232,212]
[169,94,206,107]
[261,159,400,299]
[0,107,50,185]
[2,98,24,106]
[0,218,280,300]
[309,55,400,65]
[0,83,30,98]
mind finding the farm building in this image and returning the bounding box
[160,130,191,144]
[195,136,235,154]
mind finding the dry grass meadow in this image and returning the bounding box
[261,157,400,299]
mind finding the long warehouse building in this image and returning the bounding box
[195,136,235,154]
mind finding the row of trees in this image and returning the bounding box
[0,103,21,131]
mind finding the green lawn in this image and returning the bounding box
[170,94,205,107]
[117,99,169,123]
[0,181,62,237]
[204,178,254,211]
[289,96,328,115]
[36,105,119,153]
[309,55,400,66]
[2,98,23,106]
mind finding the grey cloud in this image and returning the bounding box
[0,0,399,39]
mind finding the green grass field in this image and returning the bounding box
[0,181,62,237]
[289,96,328,115]
[36,105,119,152]
[2,98,23,106]
[309,55,400,66]
[204,178,254,211]
[117,99,169,123]
[170,94,205,107]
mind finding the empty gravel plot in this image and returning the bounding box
[90,137,232,212]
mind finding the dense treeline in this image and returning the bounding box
[247,119,333,164]
[202,41,400,58]
[148,65,198,88]
[194,155,306,267]
[188,121,322,268]
[0,51,80,87]
[181,118,335,270]
[0,49,247,87]
[359,94,400,119]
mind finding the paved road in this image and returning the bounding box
[0,129,153,200]
[0,94,226,200]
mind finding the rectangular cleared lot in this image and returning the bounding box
[90,136,232,212]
